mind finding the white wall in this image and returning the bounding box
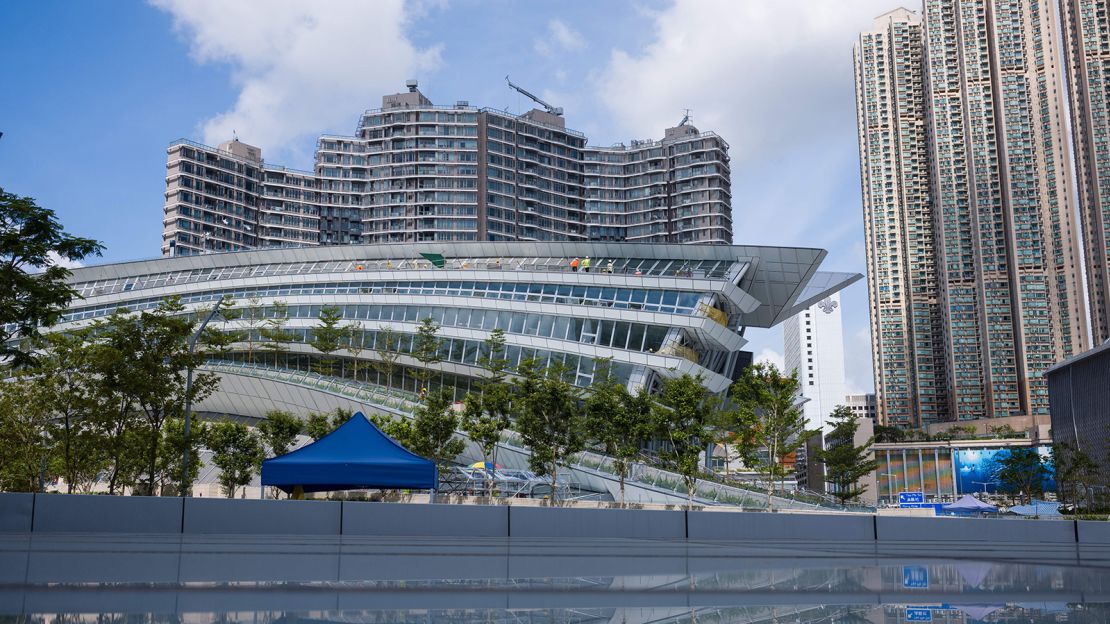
[783,292,846,434]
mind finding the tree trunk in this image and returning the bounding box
[64,415,73,494]
[550,464,558,504]
[766,440,776,512]
[687,478,695,510]
[146,420,160,496]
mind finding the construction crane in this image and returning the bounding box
[678,109,692,126]
[505,75,563,116]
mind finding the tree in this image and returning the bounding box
[373,326,403,389]
[410,317,443,393]
[87,308,148,494]
[730,362,811,511]
[994,447,1048,505]
[199,297,242,360]
[158,417,208,496]
[305,412,336,441]
[652,373,720,509]
[0,188,103,367]
[460,329,513,474]
[1051,443,1100,510]
[258,410,303,457]
[34,329,101,493]
[259,301,294,367]
[207,420,264,498]
[0,376,55,492]
[99,298,220,494]
[407,389,465,472]
[584,360,654,504]
[817,406,878,504]
[344,321,365,380]
[989,424,1019,439]
[874,425,907,444]
[514,357,585,503]
[239,296,266,363]
[309,305,345,375]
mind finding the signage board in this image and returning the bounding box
[899,491,925,505]
[902,566,929,589]
[905,608,932,621]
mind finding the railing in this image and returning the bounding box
[697,302,729,327]
[659,343,700,364]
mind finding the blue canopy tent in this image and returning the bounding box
[262,412,436,494]
[943,494,998,514]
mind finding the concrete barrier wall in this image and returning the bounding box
[877,516,1076,543]
[1078,521,1110,544]
[0,493,33,533]
[687,510,874,542]
[342,502,509,537]
[184,498,341,535]
[33,494,183,534]
[509,506,685,539]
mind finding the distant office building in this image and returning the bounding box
[1060,0,1110,345]
[845,393,877,426]
[1045,341,1110,484]
[784,292,845,434]
[163,82,732,256]
[854,4,1089,426]
[854,8,947,429]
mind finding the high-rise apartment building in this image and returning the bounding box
[163,82,732,256]
[783,292,846,434]
[854,8,948,428]
[855,3,1091,426]
[1060,0,1110,344]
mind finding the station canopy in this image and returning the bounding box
[261,412,436,493]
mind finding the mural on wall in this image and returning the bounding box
[953,446,1055,494]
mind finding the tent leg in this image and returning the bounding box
[292,485,304,500]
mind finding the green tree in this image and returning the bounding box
[258,410,303,457]
[994,447,1048,505]
[158,417,208,496]
[99,298,221,495]
[0,376,55,492]
[305,412,336,441]
[514,357,585,502]
[344,322,365,380]
[408,389,465,472]
[207,420,265,498]
[874,425,906,443]
[653,373,720,509]
[730,362,810,510]
[1051,442,1100,510]
[199,296,242,360]
[460,329,513,472]
[584,360,654,504]
[259,300,294,367]
[988,424,1019,439]
[239,296,266,363]
[373,326,403,389]
[34,329,102,493]
[309,305,345,375]
[817,406,878,504]
[0,188,103,367]
[410,317,443,394]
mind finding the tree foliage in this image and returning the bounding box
[514,357,584,502]
[653,373,719,509]
[817,405,878,504]
[309,305,345,375]
[259,300,294,367]
[584,360,654,504]
[406,389,465,472]
[0,188,103,367]
[994,447,1048,505]
[373,326,402,389]
[460,329,512,469]
[207,420,264,498]
[410,317,443,392]
[258,410,303,457]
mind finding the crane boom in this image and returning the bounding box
[505,75,563,116]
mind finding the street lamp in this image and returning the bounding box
[181,298,229,496]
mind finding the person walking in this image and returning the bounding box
[605,260,614,274]
[582,257,591,273]
[570,257,580,272]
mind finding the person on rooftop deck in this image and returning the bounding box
[570,257,579,272]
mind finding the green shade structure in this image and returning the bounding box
[420,252,446,268]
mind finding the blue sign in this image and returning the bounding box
[899,491,925,505]
[906,608,932,621]
[903,565,929,589]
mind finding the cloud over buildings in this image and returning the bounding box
[151,0,441,164]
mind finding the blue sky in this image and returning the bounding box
[0,0,897,394]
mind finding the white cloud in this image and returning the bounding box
[754,347,784,371]
[535,19,586,56]
[47,251,83,270]
[595,0,894,247]
[151,0,441,164]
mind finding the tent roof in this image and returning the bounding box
[261,412,436,493]
[943,494,998,512]
[1007,500,1061,517]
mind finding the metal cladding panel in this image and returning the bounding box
[183,498,341,535]
[1046,344,1110,482]
[508,506,685,539]
[341,502,509,537]
[32,494,184,534]
[686,511,873,541]
[0,493,33,532]
[876,516,1075,544]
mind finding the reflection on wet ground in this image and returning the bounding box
[0,535,1107,622]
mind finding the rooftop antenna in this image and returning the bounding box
[678,109,692,126]
[505,75,563,116]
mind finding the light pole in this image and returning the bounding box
[181,298,228,496]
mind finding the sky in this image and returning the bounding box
[0,0,898,395]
